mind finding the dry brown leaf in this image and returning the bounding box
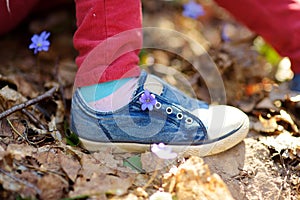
[0,173,23,194]
[92,151,121,170]
[54,100,65,124]
[48,116,62,141]
[0,119,13,137]
[252,109,298,134]
[6,143,36,161]
[261,132,300,159]
[59,152,81,182]
[0,85,27,111]
[69,173,135,198]
[79,154,116,179]
[8,74,39,98]
[37,173,68,200]
[15,171,40,198]
[35,149,62,172]
[163,156,233,200]
[253,114,278,133]
[141,152,174,173]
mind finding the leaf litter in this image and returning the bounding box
[0,0,299,199]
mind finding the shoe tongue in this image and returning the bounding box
[143,74,164,96]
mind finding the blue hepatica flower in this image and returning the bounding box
[183,0,205,19]
[151,143,177,160]
[29,31,51,54]
[221,24,231,42]
[139,90,157,111]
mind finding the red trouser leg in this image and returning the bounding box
[73,0,142,87]
[215,0,300,74]
[0,0,39,35]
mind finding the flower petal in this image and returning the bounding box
[141,103,147,111]
[144,90,150,96]
[29,43,36,49]
[147,104,153,111]
[31,35,39,43]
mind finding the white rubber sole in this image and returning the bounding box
[78,115,249,157]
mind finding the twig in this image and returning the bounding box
[6,119,26,140]
[0,168,41,195]
[6,119,37,145]
[0,86,58,119]
[21,109,47,130]
[142,159,162,190]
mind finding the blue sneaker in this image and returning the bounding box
[70,70,249,156]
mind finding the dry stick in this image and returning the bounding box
[0,168,41,195]
[0,86,58,120]
[21,108,47,130]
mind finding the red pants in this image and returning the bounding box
[1,0,300,86]
[215,0,300,74]
[73,0,142,87]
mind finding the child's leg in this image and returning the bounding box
[71,0,249,156]
[73,0,142,87]
[215,0,300,76]
[73,0,142,111]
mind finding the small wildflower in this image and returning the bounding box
[149,191,173,200]
[29,31,51,54]
[151,143,177,160]
[139,90,157,111]
[221,24,231,42]
[183,1,205,19]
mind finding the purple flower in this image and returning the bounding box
[139,90,156,111]
[29,31,51,54]
[221,24,231,42]
[151,143,177,160]
[183,1,205,19]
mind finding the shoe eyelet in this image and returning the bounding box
[155,102,161,109]
[166,107,173,114]
[185,117,193,124]
[176,113,183,119]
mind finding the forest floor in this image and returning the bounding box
[0,1,299,199]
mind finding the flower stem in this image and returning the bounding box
[142,159,162,190]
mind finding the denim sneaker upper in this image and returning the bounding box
[71,70,211,145]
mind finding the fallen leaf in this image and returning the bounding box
[252,109,298,134]
[8,74,39,98]
[141,152,174,173]
[0,86,27,111]
[163,156,234,200]
[69,173,135,198]
[6,143,36,161]
[48,115,62,141]
[252,114,278,133]
[261,131,300,159]
[92,151,121,170]
[37,173,68,200]
[59,152,81,182]
[79,154,115,179]
[35,149,62,172]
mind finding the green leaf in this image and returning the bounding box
[65,128,80,147]
[123,155,144,173]
[60,194,89,200]
[254,36,281,66]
